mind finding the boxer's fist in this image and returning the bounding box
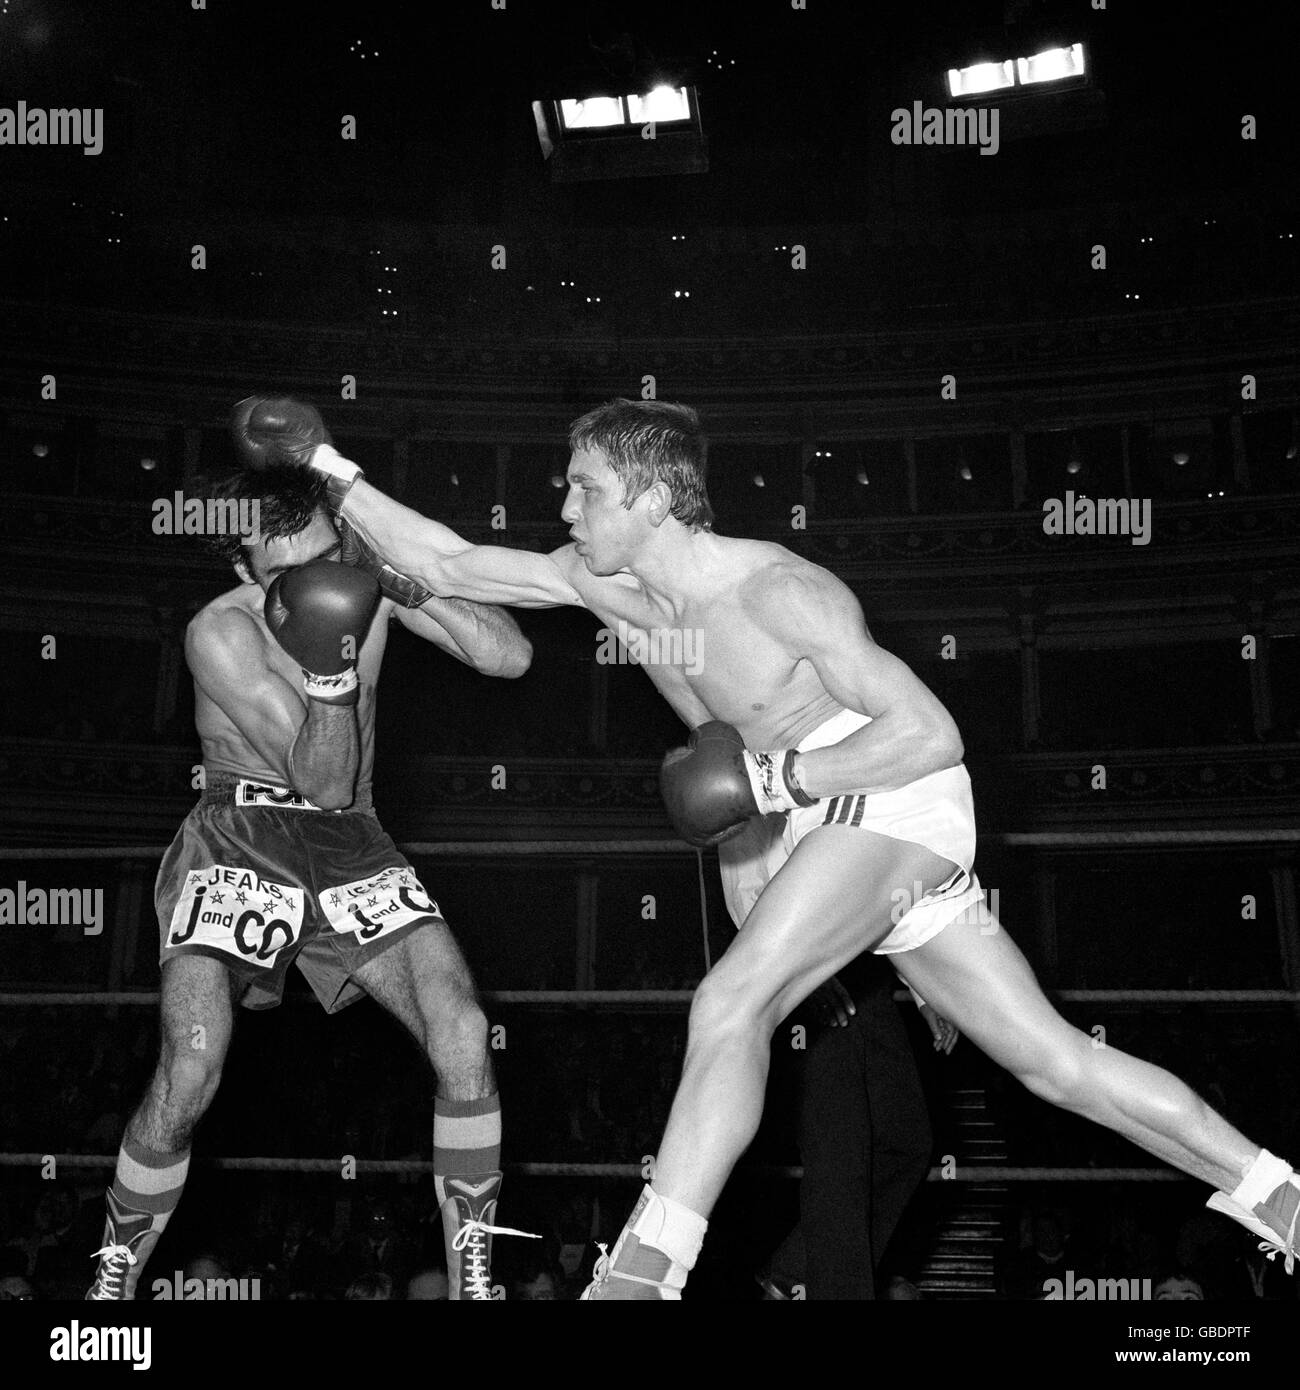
[231,397,331,472]
[265,560,380,706]
[660,721,761,847]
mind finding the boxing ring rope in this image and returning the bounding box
[0,1154,1191,1183]
[2,991,1296,1005]
[4,825,1300,860]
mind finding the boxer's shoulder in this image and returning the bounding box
[735,544,849,612]
[185,590,268,668]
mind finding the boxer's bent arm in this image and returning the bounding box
[186,609,359,808]
[391,596,533,677]
[339,478,584,608]
[286,701,360,810]
[753,567,963,797]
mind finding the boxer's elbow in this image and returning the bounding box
[484,637,533,679]
[301,776,355,810]
[926,717,964,770]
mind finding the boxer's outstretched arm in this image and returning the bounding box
[340,478,584,609]
[750,565,963,797]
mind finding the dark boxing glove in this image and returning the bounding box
[264,560,381,706]
[230,396,363,512]
[334,515,436,609]
[660,721,818,848]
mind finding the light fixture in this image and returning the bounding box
[947,42,1086,99]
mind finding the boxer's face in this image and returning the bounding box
[236,510,342,591]
[561,446,654,575]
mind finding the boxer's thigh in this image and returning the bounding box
[889,912,1077,1077]
[157,953,240,1065]
[704,824,958,1025]
[351,916,482,1040]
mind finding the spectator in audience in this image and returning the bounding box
[345,1272,394,1300]
[514,1268,561,1300]
[339,1198,417,1290]
[1154,1272,1205,1300]
[406,1268,449,1301]
[998,1208,1072,1299]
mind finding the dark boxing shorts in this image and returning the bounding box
[156,773,444,1012]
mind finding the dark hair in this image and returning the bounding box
[345,1272,393,1300]
[196,469,329,570]
[568,398,713,530]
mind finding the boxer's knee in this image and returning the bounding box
[142,1046,223,1142]
[423,988,488,1061]
[687,973,775,1049]
[1015,1035,1089,1110]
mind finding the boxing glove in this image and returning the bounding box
[230,396,362,511]
[334,515,436,609]
[660,721,817,848]
[265,560,381,706]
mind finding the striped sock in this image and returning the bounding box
[99,1137,191,1296]
[433,1094,501,1201]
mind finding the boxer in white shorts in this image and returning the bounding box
[250,392,1300,1300]
[719,707,985,953]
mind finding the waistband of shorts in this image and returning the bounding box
[198,770,374,815]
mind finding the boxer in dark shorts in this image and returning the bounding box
[156,773,444,1014]
[88,420,535,1301]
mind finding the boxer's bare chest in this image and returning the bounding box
[581,566,835,745]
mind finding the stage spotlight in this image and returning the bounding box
[946,61,1014,98]
[1017,45,1086,86]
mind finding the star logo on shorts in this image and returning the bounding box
[210,890,225,905]
[329,892,341,907]
[235,890,248,905]
[367,895,380,908]
[261,898,276,914]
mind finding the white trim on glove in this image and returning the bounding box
[310,443,363,484]
[742,748,818,815]
[301,667,358,700]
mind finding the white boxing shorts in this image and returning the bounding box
[717,707,986,954]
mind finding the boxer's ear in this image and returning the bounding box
[645,479,674,527]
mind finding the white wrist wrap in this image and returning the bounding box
[302,668,358,700]
[742,748,816,815]
[310,443,362,482]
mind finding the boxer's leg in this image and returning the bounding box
[354,922,508,1300]
[584,825,955,1299]
[893,912,1299,1263]
[89,955,238,1299]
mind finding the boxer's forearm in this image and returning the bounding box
[287,701,359,809]
[792,712,962,799]
[341,479,576,607]
[341,480,469,592]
